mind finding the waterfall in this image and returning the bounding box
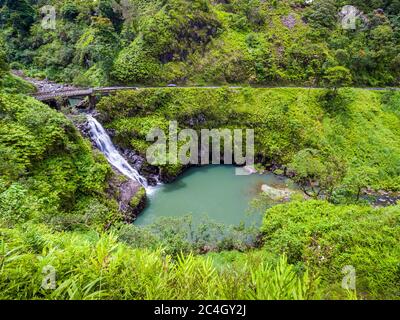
[87,115,148,187]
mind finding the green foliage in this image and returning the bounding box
[341,166,380,201]
[288,148,346,200]
[112,36,161,84]
[1,0,399,86]
[323,66,353,90]
[0,224,320,300]
[0,74,36,94]
[0,0,35,33]
[0,93,118,228]
[1,1,400,302]
[60,2,80,21]
[117,215,259,255]
[306,0,337,28]
[98,87,400,193]
[261,200,400,299]
[112,0,221,84]
[0,38,10,88]
[129,186,146,208]
[0,44,8,79]
[76,17,120,82]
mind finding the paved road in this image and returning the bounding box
[33,85,400,101]
[13,71,400,101]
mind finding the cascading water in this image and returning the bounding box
[87,115,148,187]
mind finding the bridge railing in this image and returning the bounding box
[31,86,139,101]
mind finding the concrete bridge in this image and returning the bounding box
[31,86,139,102]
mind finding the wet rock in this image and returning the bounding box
[261,184,294,200]
[107,172,146,223]
[74,119,92,139]
[159,166,188,184]
[363,188,400,207]
[186,113,207,127]
[119,149,163,186]
[75,99,89,109]
[121,149,144,167]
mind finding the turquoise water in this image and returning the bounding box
[135,165,295,226]
[68,98,82,107]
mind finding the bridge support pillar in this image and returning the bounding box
[88,95,96,110]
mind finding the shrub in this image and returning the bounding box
[0,225,320,300]
[116,215,260,255]
[0,93,118,228]
[261,200,400,299]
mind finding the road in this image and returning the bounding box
[12,70,399,102]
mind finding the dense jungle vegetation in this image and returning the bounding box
[0,0,399,300]
[1,0,400,86]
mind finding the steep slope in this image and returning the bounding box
[1,0,399,86]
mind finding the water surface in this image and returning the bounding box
[136,165,295,226]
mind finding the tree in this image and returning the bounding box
[305,0,338,34]
[97,0,126,31]
[288,148,347,201]
[322,66,352,91]
[61,2,80,21]
[76,17,120,73]
[343,166,379,201]
[0,43,9,84]
[2,0,35,33]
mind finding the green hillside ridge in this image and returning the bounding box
[1,0,400,86]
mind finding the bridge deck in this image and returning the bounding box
[31,86,138,101]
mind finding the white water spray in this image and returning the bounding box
[87,115,148,187]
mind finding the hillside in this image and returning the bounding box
[1,0,400,86]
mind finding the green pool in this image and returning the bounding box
[135,165,296,226]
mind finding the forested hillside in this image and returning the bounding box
[1,0,400,86]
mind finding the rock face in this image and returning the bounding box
[120,148,161,186]
[12,70,81,94]
[364,188,400,207]
[281,14,297,29]
[73,117,92,139]
[261,184,293,201]
[107,172,147,223]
